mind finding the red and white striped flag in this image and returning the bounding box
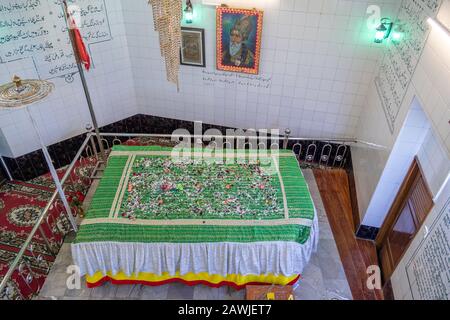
[63,1,91,71]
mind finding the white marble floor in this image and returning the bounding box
[37,169,352,300]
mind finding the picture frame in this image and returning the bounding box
[216,7,263,75]
[180,27,206,67]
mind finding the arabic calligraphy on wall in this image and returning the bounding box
[0,0,112,82]
[406,197,450,300]
[375,0,442,133]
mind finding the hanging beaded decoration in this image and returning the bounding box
[148,0,182,88]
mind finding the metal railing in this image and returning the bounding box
[0,130,385,299]
[0,134,94,299]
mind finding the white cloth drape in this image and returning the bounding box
[72,210,319,278]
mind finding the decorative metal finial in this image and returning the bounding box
[12,75,24,92]
[283,128,291,149]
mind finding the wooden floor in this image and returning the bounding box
[313,168,384,300]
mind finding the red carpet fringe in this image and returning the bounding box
[87,275,301,291]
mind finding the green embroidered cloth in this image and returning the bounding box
[74,146,315,245]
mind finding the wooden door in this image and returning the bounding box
[377,158,434,283]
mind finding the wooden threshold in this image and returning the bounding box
[313,168,384,300]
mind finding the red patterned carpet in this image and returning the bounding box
[0,184,67,299]
[0,157,96,300]
[0,138,175,299]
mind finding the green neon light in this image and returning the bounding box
[374,18,393,43]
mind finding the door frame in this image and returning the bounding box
[375,157,433,249]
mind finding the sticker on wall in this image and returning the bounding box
[216,6,263,75]
[375,0,443,133]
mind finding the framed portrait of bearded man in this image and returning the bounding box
[216,7,263,74]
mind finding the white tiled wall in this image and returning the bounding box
[0,0,444,170]
[417,128,450,197]
[347,1,450,298]
[123,0,400,138]
[353,0,450,225]
[0,0,403,157]
[0,0,138,158]
[359,96,450,228]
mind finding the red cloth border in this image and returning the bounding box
[86,274,301,291]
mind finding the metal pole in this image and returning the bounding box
[0,134,93,295]
[62,1,106,162]
[0,155,13,181]
[76,62,106,161]
[38,226,56,255]
[89,134,98,159]
[26,107,78,232]
[98,132,359,143]
[283,128,291,149]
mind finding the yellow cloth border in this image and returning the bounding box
[86,271,299,287]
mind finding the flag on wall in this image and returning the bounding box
[63,1,91,71]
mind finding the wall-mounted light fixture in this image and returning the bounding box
[391,30,402,43]
[391,22,405,44]
[374,18,393,43]
[184,0,194,24]
[427,17,450,40]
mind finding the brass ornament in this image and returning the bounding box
[0,76,54,109]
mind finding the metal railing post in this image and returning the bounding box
[0,134,93,295]
[283,128,291,149]
[38,226,57,256]
[0,155,13,181]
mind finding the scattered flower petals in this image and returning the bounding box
[119,157,283,220]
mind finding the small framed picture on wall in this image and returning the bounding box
[180,27,206,67]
